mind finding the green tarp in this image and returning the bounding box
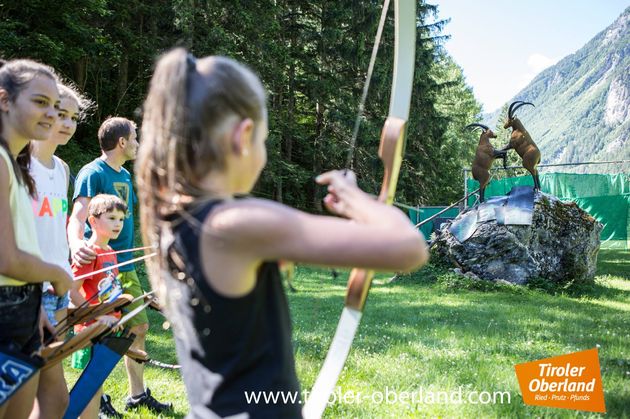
[465,173,630,250]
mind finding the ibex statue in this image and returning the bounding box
[465,123,507,203]
[500,101,541,190]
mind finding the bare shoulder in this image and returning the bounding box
[203,197,301,244]
[197,198,304,297]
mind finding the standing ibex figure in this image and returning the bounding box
[500,101,541,190]
[465,123,507,203]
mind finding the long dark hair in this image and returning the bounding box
[136,48,266,303]
[0,59,59,197]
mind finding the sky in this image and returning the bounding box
[431,0,629,113]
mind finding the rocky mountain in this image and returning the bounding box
[484,7,629,171]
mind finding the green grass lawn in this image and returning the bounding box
[64,249,629,418]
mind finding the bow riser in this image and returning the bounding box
[346,117,406,311]
[378,116,407,204]
[345,269,373,311]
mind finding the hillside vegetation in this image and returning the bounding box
[484,7,629,172]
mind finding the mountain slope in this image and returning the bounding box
[484,7,629,170]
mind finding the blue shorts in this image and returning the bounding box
[42,291,69,326]
[0,284,42,356]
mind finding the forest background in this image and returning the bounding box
[0,0,481,209]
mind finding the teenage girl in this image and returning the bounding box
[136,48,428,418]
[0,60,73,419]
[29,82,90,419]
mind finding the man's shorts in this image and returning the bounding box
[42,291,69,326]
[0,284,42,356]
[119,270,149,328]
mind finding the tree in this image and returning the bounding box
[1,0,484,211]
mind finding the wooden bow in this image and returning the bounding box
[49,294,134,341]
[303,1,416,417]
[41,292,156,370]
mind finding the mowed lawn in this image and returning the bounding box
[64,249,629,418]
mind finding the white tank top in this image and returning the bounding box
[0,147,42,286]
[30,155,72,290]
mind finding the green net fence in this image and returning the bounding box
[462,173,630,249]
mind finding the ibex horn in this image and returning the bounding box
[511,101,535,116]
[464,123,489,132]
[507,101,524,119]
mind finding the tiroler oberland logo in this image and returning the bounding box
[514,348,605,413]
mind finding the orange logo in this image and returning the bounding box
[515,348,605,412]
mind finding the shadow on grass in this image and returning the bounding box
[291,285,627,358]
[559,249,628,300]
[296,297,618,360]
[595,249,629,278]
[400,249,629,302]
[564,278,630,301]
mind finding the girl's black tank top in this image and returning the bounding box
[167,200,302,418]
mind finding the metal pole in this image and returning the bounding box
[463,168,469,209]
[392,201,418,211]
[460,159,630,173]
[414,187,480,229]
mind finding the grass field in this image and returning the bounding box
[64,249,629,418]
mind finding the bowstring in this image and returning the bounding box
[345,0,391,171]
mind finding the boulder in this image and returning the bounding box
[432,192,602,286]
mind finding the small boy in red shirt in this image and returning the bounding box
[70,193,127,419]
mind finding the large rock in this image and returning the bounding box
[432,192,602,286]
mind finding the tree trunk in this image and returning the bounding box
[117,54,129,108]
[74,57,87,90]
